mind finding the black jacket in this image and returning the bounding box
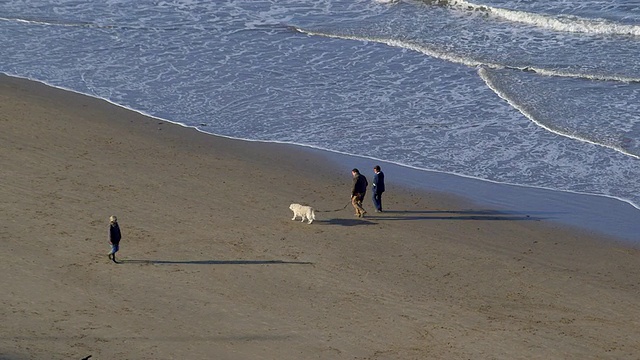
[352,174,368,196]
[109,223,122,244]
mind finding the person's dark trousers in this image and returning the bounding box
[372,191,383,212]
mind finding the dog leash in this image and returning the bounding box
[315,202,350,213]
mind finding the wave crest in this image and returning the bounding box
[292,26,640,83]
[448,0,640,37]
[478,67,640,160]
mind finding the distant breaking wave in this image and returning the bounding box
[433,0,640,37]
[0,16,183,31]
[292,26,640,83]
[0,15,293,33]
[295,25,640,159]
[0,16,94,27]
[478,67,640,160]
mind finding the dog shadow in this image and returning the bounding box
[120,259,313,265]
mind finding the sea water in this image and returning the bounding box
[1,0,639,217]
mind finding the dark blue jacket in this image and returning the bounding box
[373,171,385,193]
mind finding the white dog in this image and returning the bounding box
[289,203,316,224]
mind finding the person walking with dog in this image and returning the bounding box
[372,165,385,212]
[351,168,368,217]
[108,215,122,263]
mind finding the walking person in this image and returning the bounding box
[108,215,121,263]
[351,168,368,218]
[372,165,385,212]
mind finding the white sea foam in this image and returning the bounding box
[450,0,640,37]
[478,67,640,160]
[0,16,82,27]
[292,27,640,83]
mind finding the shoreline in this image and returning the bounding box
[2,73,640,359]
[3,72,639,244]
[315,149,640,244]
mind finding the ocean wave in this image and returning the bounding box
[292,26,640,83]
[443,0,640,37]
[478,66,640,160]
[0,16,93,27]
[0,16,184,31]
[0,15,295,34]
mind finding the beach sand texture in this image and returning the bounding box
[1,75,639,359]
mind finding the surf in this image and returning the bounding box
[424,0,640,37]
[291,26,640,83]
[478,66,640,160]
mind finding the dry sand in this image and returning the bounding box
[1,74,639,359]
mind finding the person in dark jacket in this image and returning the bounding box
[372,165,385,212]
[351,168,368,217]
[108,215,122,263]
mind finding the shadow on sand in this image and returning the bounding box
[365,209,553,221]
[315,209,555,224]
[369,209,554,221]
[315,218,376,226]
[120,259,313,265]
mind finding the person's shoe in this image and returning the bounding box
[112,256,118,264]
[108,254,113,260]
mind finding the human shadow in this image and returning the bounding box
[371,214,544,221]
[366,209,548,221]
[4,333,292,342]
[380,209,563,216]
[315,218,376,226]
[120,259,313,265]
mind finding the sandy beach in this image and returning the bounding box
[1,74,639,359]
